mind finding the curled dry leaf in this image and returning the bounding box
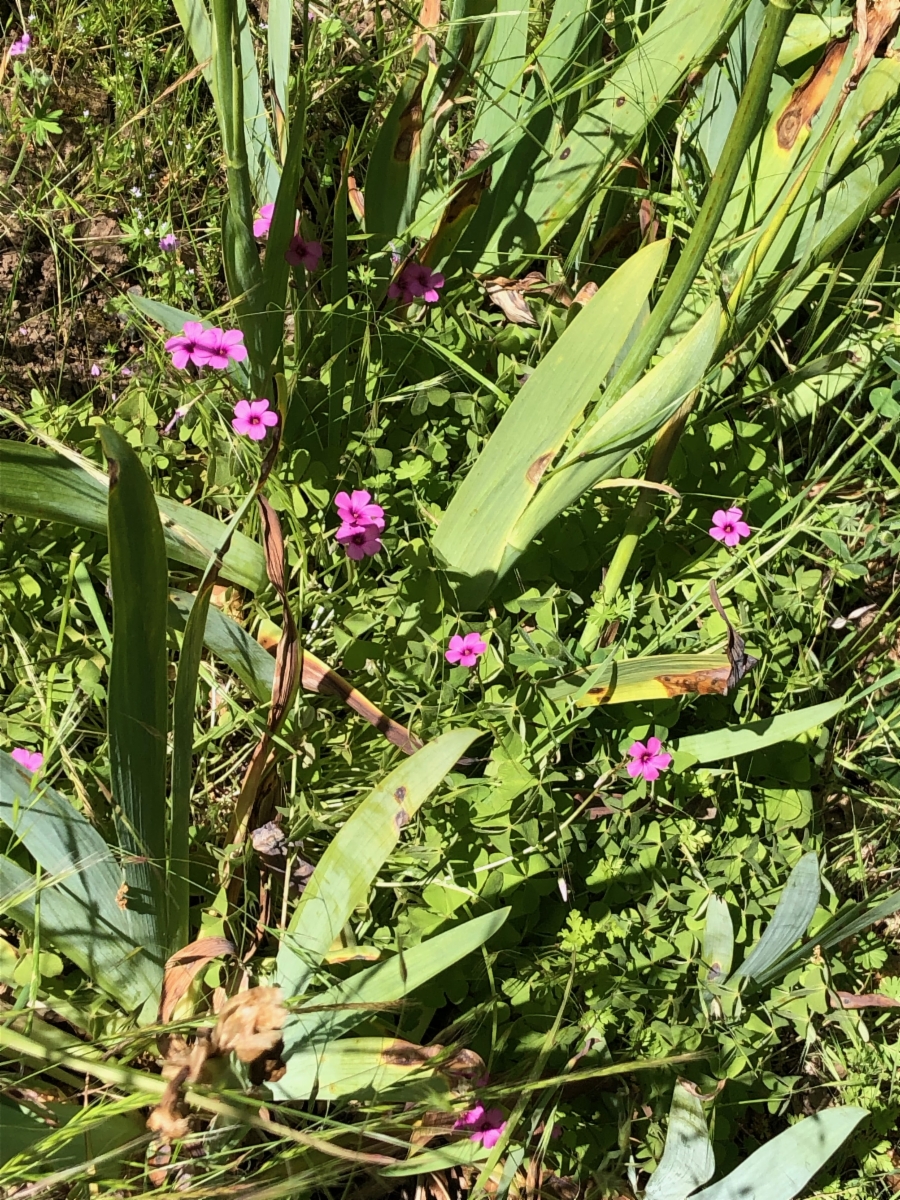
[830,990,900,1010]
[211,986,287,1064]
[709,580,759,692]
[158,936,237,1026]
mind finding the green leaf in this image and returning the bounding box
[675,698,845,764]
[0,1094,143,1171]
[270,1036,444,1103]
[645,1082,715,1200]
[275,728,480,997]
[168,589,273,702]
[99,426,169,961]
[509,301,721,572]
[730,853,819,986]
[702,896,734,996]
[284,909,510,1047]
[433,241,670,591]
[0,441,266,592]
[691,1107,868,1200]
[0,756,162,1011]
[755,889,900,988]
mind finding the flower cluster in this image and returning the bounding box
[389,262,445,305]
[11,748,43,773]
[709,505,751,547]
[232,398,278,441]
[165,322,247,370]
[446,632,486,668]
[334,490,384,560]
[453,1103,506,1150]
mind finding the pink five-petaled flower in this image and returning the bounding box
[165,321,208,369]
[626,737,672,783]
[445,632,487,669]
[10,32,31,56]
[334,490,385,532]
[336,523,382,561]
[193,326,248,369]
[232,398,278,441]
[453,1103,506,1150]
[159,232,179,252]
[709,506,751,548]
[285,234,323,271]
[253,203,275,239]
[11,748,43,774]
[388,262,445,305]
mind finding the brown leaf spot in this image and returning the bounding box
[115,881,129,910]
[395,808,410,830]
[394,785,408,804]
[560,147,572,160]
[657,668,732,697]
[527,451,554,487]
[615,95,627,108]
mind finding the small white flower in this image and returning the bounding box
[83,109,90,117]
[135,209,143,219]
[143,227,152,236]
[130,186,142,197]
[186,268,195,276]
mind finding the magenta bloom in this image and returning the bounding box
[164,321,208,369]
[336,523,382,561]
[232,398,278,440]
[334,490,385,532]
[626,737,672,783]
[285,234,323,271]
[159,232,179,252]
[10,32,31,56]
[253,203,275,239]
[445,632,487,668]
[709,506,751,547]
[11,748,43,774]
[389,263,445,305]
[454,1103,506,1150]
[192,327,248,369]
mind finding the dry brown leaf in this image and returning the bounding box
[158,936,237,1026]
[830,990,900,1009]
[211,986,287,1063]
[852,0,900,82]
[413,0,442,62]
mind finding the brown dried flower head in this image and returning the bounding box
[211,986,287,1064]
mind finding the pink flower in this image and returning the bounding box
[90,363,101,377]
[626,737,672,783]
[454,1103,506,1150]
[388,263,445,305]
[192,327,248,369]
[10,32,31,56]
[159,233,179,252]
[253,203,275,239]
[164,321,208,369]
[121,366,133,377]
[709,506,751,548]
[232,398,278,440]
[334,490,385,532]
[11,748,43,774]
[285,234,323,271]
[445,632,487,668]
[336,523,382,560]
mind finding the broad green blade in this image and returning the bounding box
[0,1094,143,1172]
[645,1082,715,1200]
[270,1036,443,1103]
[99,426,169,960]
[508,301,721,573]
[284,908,510,1046]
[755,889,900,987]
[730,853,819,986]
[570,653,734,706]
[702,896,734,995]
[675,697,845,764]
[267,0,292,153]
[471,0,528,150]
[484,0,743,264]
[275,728,479,997]
[364,52,430,241]
[0,441,266,592]
[692,1107,868,1200]
[433,240,669,589]
[0,756,162,1011]
[169,589,273,702]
